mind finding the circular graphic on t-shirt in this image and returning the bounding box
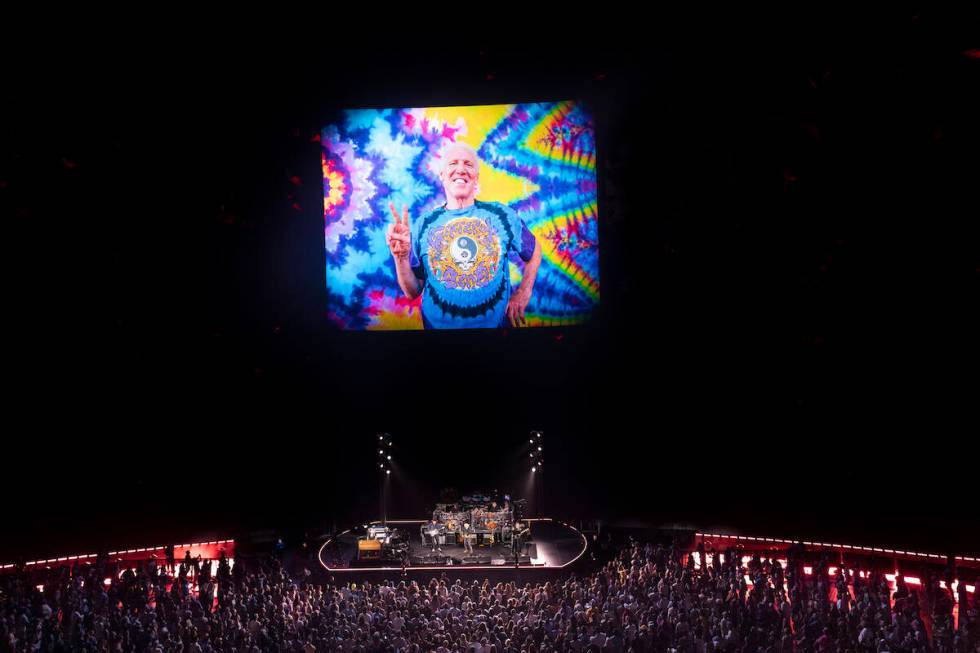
[427,218,501,291]
[449,236,478,271]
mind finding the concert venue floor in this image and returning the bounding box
[319,518,587,572]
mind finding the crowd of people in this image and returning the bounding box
[1,536,976,653]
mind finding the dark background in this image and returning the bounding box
[3,12,977,561]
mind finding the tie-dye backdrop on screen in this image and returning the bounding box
[322,101,599,330]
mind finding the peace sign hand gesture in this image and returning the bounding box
[386,202,412,262]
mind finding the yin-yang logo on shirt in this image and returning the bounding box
[450,236,478,271]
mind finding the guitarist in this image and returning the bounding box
[462,522,475,555]
[512,521,529,563]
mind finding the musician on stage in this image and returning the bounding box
[462,522,474,555]
[472,508,485,546]
[512,521,529,563]
[425,518,442,554]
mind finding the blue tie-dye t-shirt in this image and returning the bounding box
[409,201,537,329]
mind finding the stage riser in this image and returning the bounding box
[408,555,532,566]
[320,519,587,572]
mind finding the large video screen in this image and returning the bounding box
[322,101,599,330]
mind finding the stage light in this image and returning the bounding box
[530,453,534,457]
[379,435,384,440]
[387,455,391,460]
[379,463,384,468]
[379,449,384,455]
[386,469,391,475]
[530,439,534,443]
[537,446,542,451]
[532,467,537,473]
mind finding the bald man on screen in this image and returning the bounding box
[387,143,542,329]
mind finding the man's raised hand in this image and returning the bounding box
[386,202,411,262]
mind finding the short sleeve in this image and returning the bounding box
[410,216,426,288]
[503,204,536,262]
[516,219,536,263]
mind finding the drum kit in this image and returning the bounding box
[428,495,516,548]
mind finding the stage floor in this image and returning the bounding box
[319,518,587,572]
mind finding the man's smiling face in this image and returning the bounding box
[440,144,479,203]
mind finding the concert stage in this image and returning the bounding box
[319,518,587,572]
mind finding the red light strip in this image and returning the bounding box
[2,540,235,570]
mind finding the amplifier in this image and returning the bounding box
[357,538,381,560]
